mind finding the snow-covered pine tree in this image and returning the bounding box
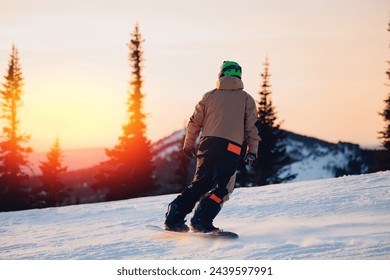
[252,57,296,186]
[38,136,68,207]
[95,24,156,201]
[378,19,390,170]
[0,45,32,211]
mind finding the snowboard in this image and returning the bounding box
[146,225,239,239]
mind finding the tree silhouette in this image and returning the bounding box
[377,19,390,170]
[95,24,156,200]
[0,45,32,211]
[252,57,296,186]
[38,136,68,207]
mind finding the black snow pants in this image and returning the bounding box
[170,136,241,221]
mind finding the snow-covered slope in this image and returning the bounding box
[1,171,389,260]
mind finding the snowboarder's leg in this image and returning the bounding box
[165,156,215,231]
[220,172,236,206]
[190,156,238,232]
[190,196,221,232]
[164,202,189,232]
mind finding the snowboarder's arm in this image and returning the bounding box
[184,93,208,150]
[245,95,260,154]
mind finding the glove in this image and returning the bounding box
[244,152,257,167]
[183,147,196,159]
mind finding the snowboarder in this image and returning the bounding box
[164,61,260,233]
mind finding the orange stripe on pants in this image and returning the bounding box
[209,194,222,204]
[227,143,241,155]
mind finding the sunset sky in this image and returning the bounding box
[0,0,389,152]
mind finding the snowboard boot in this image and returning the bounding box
[164,202,189,232]
[190,196,221,233]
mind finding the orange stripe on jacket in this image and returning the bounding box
[227,143,241,155]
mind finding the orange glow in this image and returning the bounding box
[1,0,388,152]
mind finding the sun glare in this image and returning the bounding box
[20,83,125,151]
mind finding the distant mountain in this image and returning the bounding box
[152,129,376,190]
[282,131,373,182]
[28,129,373,183]
[26,129,377,205]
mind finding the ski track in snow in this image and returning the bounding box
[0,171,389,260]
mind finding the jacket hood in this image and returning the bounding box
[216,75,244,90]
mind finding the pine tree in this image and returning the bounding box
[252,57,296,186]
[0,45,32,211]
[378,20,390,170]
[95,24,156,200]
[38,136,68,207]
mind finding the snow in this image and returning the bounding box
[284,137,365,182]
[0,171,389,260]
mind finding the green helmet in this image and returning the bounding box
[218,61,242,79]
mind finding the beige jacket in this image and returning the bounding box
[184,76,260,154]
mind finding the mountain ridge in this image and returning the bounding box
[26,129,379,205]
